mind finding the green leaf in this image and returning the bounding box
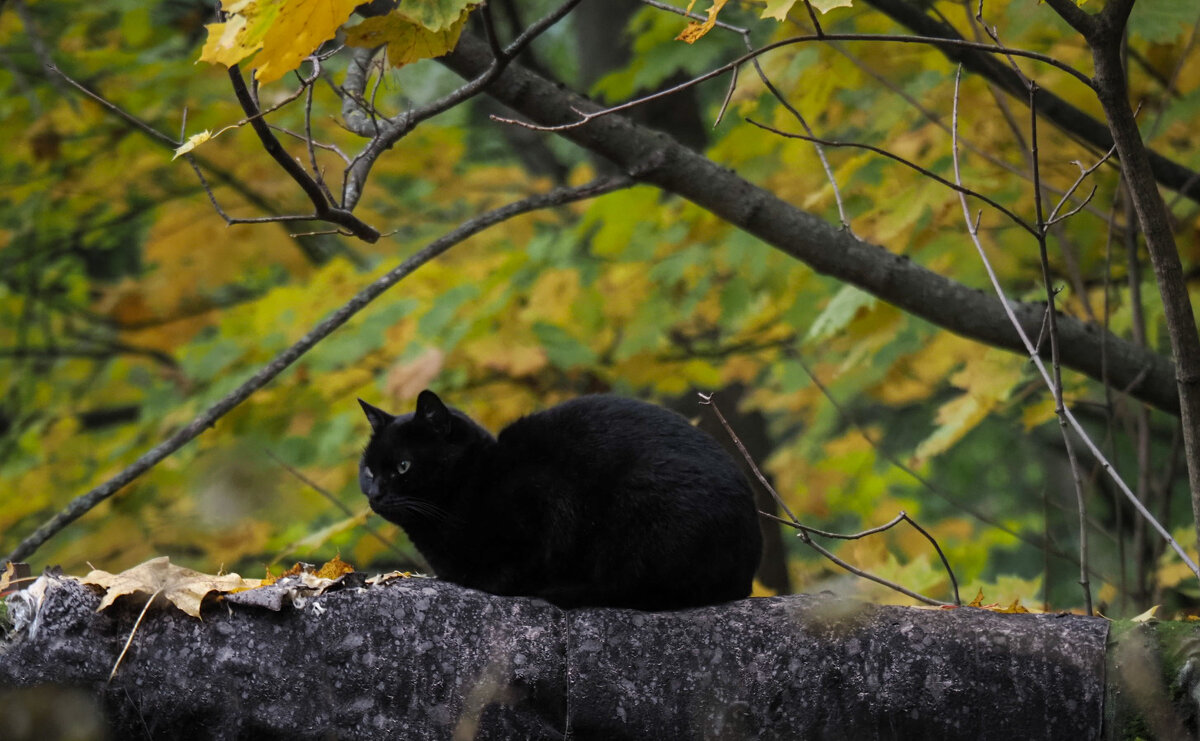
[532,322,597,369]
[418,284,479,338]
[397,0,478,31]
[1127,0,1199,43]
[806,285,877,342]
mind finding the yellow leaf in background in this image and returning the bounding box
[911,394,987,467]
[1021,396,1058,430]
[750,580,778,597]
[520,268,580,324]
[676,0,730,44]
[81,556,260,618]
[462,334,547,377]
[968,587,985,607]
[199,0,359,85]
[281,511,370,555]
[172,130,212,160]
[345,9,469,68]
[1158,559,1196,590]
[873,333,972,406]
[911,348,1024,466]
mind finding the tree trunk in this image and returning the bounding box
[0,573,1151,739]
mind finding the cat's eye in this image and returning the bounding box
[396,461,411,475]
[363,468,374,480]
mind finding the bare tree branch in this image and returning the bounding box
[226,65,380,243]
[441,32,1180,415]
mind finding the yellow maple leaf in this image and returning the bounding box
[344,9,469,67]
[199,0,360,85]
[199,0,283,68]
[676,0,730,44]
[80,556,261,619]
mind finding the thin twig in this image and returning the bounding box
[339,0,588,210]
[1027,81,1093,615]
[300,60,336,203]
[269,124,351,164]
[697,392,799,523]
[699,394,955,606]
[2,177,632,564]
[265,450,406,561]
[745,118,1036,236]
[108,588,162,682]
[490,31,1093,133]
[1045,145,1117,224]
[948,66,1200,584]
[762,509,962,605]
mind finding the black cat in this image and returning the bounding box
[357,389,762,610]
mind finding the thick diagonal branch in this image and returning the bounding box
[441,33,1178,415]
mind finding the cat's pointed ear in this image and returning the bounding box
[358,399,394,432]
[416,389,452,437]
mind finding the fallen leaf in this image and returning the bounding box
[81,556,261,618]
[366,571,416,586]
[315,555,356,580]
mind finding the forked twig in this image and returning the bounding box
[699,393,959,606]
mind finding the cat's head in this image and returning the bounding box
[357,390,493,525]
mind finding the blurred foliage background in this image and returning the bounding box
[2,0,1200,616]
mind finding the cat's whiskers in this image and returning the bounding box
[399,497,453,524]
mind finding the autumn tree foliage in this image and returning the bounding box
[3,0,1200,617]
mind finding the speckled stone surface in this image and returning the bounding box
[565,595,1108,739]
[1,577,1107,739]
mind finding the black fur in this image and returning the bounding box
[358,389,762,610]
